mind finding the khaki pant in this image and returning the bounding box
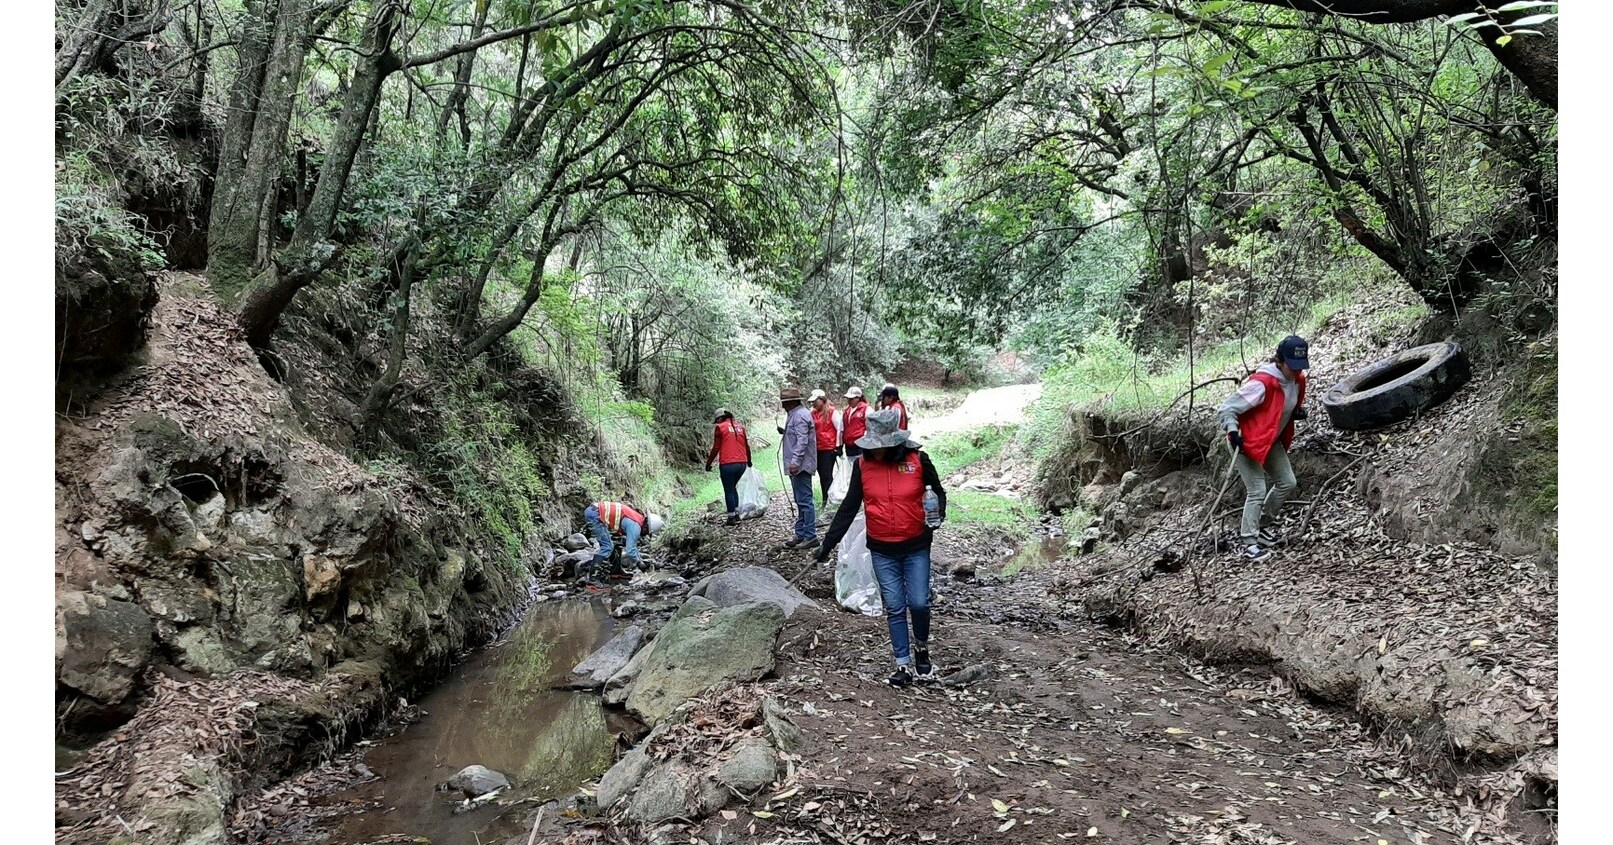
[1235,442,1296,541]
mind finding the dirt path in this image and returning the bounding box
[654,489,1527,845]
[909,383,1043,441]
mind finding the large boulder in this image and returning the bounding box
[603,638,656,706]
[689,567,821,618]
[56,590,154,704]
[567,625,645,689]
[626,601,786,725]
[596,743,653,810]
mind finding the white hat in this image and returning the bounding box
[809,389,827,402]
[844,386,864,399]
[646,513,665,534]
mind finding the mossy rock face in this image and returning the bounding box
[1468,339,1557,559]
[56,228,158,372]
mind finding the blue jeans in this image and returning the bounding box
[583,505,641,576]
[719,462,747,513]
[789,471,816,541]
[871,548,932,664]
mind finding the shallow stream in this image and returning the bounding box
[320,597,621,844]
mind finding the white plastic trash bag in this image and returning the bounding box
[835,513,882,616]
[827,455,853,505]
[736,467,768,518]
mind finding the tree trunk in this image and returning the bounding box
[436,0,490,146]
[358,244,417,450]
[207,0,313,300]
[236,0,403,347]
[1238,1,1556,111]
[56,0,173,103]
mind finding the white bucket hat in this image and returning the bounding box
[854,407,918,450]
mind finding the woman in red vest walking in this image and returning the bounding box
[705,409,752,524]
[841,387,869,457]
[809,389,843,506]
[815,408,947,688]
[877,383,909,429]
[1218,335,1310,563]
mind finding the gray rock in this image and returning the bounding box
[694,775,732,816]
[1079,527,1101,555]
[671,595,718,621]
[951,560,976,580]
[623,761,690,824]
[627,601,786,725]
[1118,470,1143,499]
[604,636,657,705]
[563,533,593,552]
[552,550,596,579]
[568,625,645,689]
[941,663,997,687]
[763,696,805,753]
[596,743,652,809]
[56,590,154,703]
[689,567,821,618]
[444,764,510,798]
[717,738,778,793]
[612,600,642,619]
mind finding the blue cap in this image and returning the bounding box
[1277,335,1310,371]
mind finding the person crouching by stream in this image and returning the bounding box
[814,408,948,688]
[705,408,752,525]
[1218,335,1310,564]
[581,501,664,591]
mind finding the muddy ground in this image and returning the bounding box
[237,476,1552,845]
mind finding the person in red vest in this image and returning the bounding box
[581,501,665,590]
[841,386,869,458]
[705,408,753,524]
[809,389,843,506]
[1218,335,1310,563]
[877,383,909,429]
[814,408,947,688]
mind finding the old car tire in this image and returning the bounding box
[1322,341,1471,431]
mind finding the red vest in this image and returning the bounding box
[1237,370,1306,464]
[859,452,926,543]
[813,405,838,451]
[713,420,749,465]
[593,501,645,532]
[887,400,909,429]
[842,402,868,443]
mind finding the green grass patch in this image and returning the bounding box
[923,424,1033,537]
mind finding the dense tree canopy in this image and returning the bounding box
[56,0,1557,442]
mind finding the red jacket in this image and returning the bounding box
[1238,371,1306,464]
[886,400,909,429]
[593,501,645,533]
[813,404,839,451]
[707,419,750,467]
[842,401,869,444]
[860,451,926,543]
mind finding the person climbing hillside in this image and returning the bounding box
[810,389,843,506]
[581,501,665,590]
[780,385,819,549]
[815,408,948,688]
[705,408,753,525]
[841,387,869,458]
[1219,335,1310,563]
[878,383,909,429]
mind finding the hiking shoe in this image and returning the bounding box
[1240,543,1272,563]
[1257,526,1284,546]
[913,646,936,681]
[607,570,633,583]
[888,665,915,688]
[584,580,612,594]
[724,513,739,526]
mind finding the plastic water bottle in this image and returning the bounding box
[923,485,941,528]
